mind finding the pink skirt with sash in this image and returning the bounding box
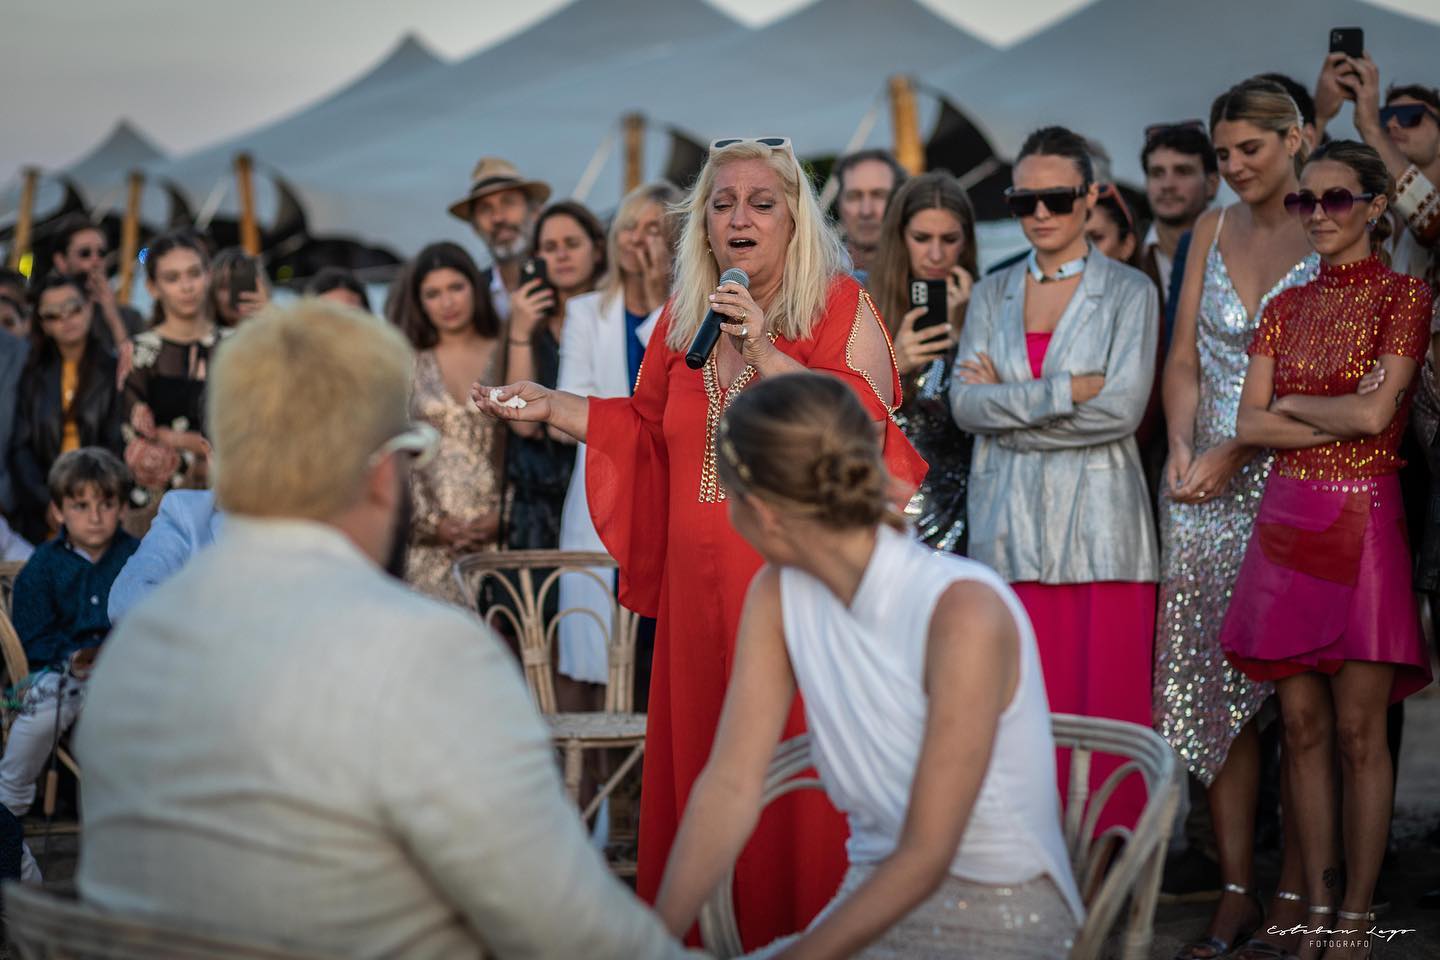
[1221,473,1431,700]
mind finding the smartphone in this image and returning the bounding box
[1329,27,1363,58]
[908,279,949,331]
[520,257,555,319]
[228,258,259,312]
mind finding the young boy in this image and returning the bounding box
[0,448,137,880]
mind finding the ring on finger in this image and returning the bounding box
[737,310,748,321]
[739,325,749,337]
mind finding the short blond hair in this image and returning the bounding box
[208,299,414,518]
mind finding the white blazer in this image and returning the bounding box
[556,290,660,682]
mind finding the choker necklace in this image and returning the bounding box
[1027,249,1087,283]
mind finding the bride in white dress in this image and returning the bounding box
[653,371,1084,959]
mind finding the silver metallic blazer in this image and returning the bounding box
[948,253,1160,584]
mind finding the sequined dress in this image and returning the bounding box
[1154,214,1318,784]
[405,348,504,603]
[894,353,972,553]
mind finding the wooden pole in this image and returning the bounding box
[6,167,40,271]
[623,113,645,194]
[117,171,144,306]
[888,75,925,176]
[233,152,261,255]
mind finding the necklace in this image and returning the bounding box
[1027,249,1087,283]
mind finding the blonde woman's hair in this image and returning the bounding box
[666,142,846,351]
[1211,77,1309,174]
[208,299,415,519]
[597,180,682,309]
[717,372,904,531]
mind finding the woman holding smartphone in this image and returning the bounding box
[869,171,976,552]
[502,201,607,552]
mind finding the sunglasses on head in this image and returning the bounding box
[370,422,440,471]
[1095,183,1136,233]
[1004,185,1088,218]
[1379,103,1440,129]
[1143,119,1207,144]
[710,136,793,155]
[1283,187,1376,219]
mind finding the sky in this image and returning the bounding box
[3,0,1439,186]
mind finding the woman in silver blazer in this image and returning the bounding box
[949,126,1159,838]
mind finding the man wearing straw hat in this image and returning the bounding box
[448,156,551,322]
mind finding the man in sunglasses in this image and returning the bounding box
[1318,54,1440,283]
[46,214,144,357]
[74,301,699,959]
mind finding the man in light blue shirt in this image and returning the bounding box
[107,490,224,623]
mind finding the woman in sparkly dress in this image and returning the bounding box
[397,243,505,603]
[1224,141,1432,960]
[1156,79,1319,960]
[869,172,976,553]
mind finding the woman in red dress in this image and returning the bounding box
[474,137,925,950]
[1224,140,1433,960]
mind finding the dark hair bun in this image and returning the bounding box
[812,442,886,528]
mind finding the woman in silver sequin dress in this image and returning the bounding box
[869,172,976,553]
[1156,79,1319,960]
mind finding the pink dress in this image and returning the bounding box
[1221,257,1434,699]
[1011,331,1154,835]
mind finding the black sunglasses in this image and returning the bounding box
[1379,103,1440,129]
[1004,186,1088,218]
[1283,187,1376,219]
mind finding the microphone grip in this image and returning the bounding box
[685,310,724,369]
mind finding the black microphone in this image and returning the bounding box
[685,267,750,369]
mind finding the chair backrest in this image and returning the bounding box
[0,607,29,738]
[697,719,1181,960]
[1050,713,1181,960]
[3,881,339,959]
[0,559,25,618]
[452,549,640,714]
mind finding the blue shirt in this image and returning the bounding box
[13,527,138,671]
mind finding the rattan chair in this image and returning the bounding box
[3,881,338,959]
[698,716,1181,960]
[453,550,645,846]
[0,559,25,617]
[0,607,80,785]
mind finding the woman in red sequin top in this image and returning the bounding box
[1223,141,1433,957]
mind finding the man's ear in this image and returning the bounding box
[47,500,63,531]
[364,454,401,513]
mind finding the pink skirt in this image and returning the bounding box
[1221,474,1432,701]
[1012,581,1156,835]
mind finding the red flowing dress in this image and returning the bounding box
[585,274,926,949]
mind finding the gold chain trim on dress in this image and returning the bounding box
[699,334,779,503]
[848,289,903,415]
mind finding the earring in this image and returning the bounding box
[1367,218,1379,230]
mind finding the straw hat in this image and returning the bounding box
[447,157,552,222]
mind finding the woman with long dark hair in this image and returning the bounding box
[869,171,976,552]
[123,231,221,524]
[397,242,504,602]
[11,273,125,542]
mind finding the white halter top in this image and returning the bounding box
[779,526,1084,922]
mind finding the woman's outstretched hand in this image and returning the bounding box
[471,380,553,423]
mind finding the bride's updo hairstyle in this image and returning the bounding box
[717,372,904,531]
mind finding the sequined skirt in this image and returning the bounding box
[1221,474,1432,701]
[744,866,1078,959]
[1153,450,1274,786]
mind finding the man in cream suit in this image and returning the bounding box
[76,301,700,959]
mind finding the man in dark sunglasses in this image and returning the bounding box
[47,214,145,358]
